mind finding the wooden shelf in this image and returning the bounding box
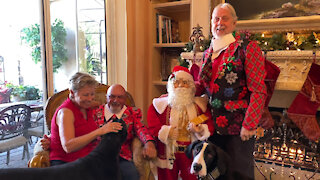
[153,0,190,13]
[153,81,167,86]
[153,42,187,48]
[150,0,193,101]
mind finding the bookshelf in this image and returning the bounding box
[149,0,211,103]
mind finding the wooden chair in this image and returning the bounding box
[0,104,31,165]
[29,84,152,180]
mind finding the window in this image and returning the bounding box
[0,0,107,168]
[0,0,107,102]
[50,0,107,91]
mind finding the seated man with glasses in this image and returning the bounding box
[93,84,157,180]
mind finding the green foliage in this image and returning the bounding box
[180,37,211,68]
[21,19,68,72]
[5,83,41,101]
[178,56,189,68]
[85,39,102,76]
[239,31,320,51]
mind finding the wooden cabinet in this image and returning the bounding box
[149,0,211,103]
[150,0,191,102]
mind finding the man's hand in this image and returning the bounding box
[168,126,179,140]
[142,141,157,159]
[40,134,51,150]
[240,127,256,141]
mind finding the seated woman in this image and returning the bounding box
[48,72,123,166]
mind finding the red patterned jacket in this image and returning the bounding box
[93,105,155,161]
[198,33,267,134]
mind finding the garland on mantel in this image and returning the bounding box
[184,31,320,52]
[179,31,320,67]
[240,31,320,51]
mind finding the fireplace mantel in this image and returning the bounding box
[266,50,320,108]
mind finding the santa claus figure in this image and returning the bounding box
[147,66,214,180]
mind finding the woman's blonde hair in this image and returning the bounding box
[69,72,98,92]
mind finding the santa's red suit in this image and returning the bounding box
[147,66,214,180]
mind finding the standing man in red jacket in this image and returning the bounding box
[197,3,267,180]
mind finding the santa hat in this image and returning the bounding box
[169,66,194,82]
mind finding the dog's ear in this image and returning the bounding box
[119,118,128,144]
[185,140,201,159]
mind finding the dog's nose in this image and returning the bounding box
[193,163,202,172]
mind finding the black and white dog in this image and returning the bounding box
[0,119,127,180]
[186,140,231,180]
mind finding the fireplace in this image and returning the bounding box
[253,50,320,179]
[254,109,320,179]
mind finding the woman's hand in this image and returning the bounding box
[40,134,51,151]
[99,120,123,135]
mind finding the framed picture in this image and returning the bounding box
[221,0,320,32]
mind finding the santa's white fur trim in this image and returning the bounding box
[172,70,193,82]
[158,125,171,144]
[151,156,174,169]
[153,97,168,114]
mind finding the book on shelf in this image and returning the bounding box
[156,13,159,43]
[157,14,172,44]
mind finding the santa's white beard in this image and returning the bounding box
[168,86,195,109]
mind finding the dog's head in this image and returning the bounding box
[101,118,127,144]
[185,140,228,179]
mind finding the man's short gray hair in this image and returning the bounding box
[213,3,238,21]
[69,72,98,92]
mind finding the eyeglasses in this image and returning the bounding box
[173,79,190,87]
[212,16,230,23]
[108,94,126,100]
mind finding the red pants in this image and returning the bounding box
[157,152,197,180]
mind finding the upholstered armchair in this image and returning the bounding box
[28,84,153,180]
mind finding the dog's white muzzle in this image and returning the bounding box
[190,142,208,177]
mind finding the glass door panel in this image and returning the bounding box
[0,0,44,103]
[50,0,107,92]
[0,0,45,168]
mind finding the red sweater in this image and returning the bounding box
[49,98,98,162]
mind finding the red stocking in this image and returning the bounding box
[259,60,280,129]
[287,63,320,141]
[190,63,200,81]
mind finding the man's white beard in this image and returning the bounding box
[168,86,195,109]
[109,103,122,114]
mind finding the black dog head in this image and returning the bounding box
[185,140,228,179]
[100,118,127,143]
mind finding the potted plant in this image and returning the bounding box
[5,83,41,101]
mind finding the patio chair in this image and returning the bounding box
[27,106,44,143]
[28,84,153,180]
[0,88,13,104]
[0,104,31,165]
